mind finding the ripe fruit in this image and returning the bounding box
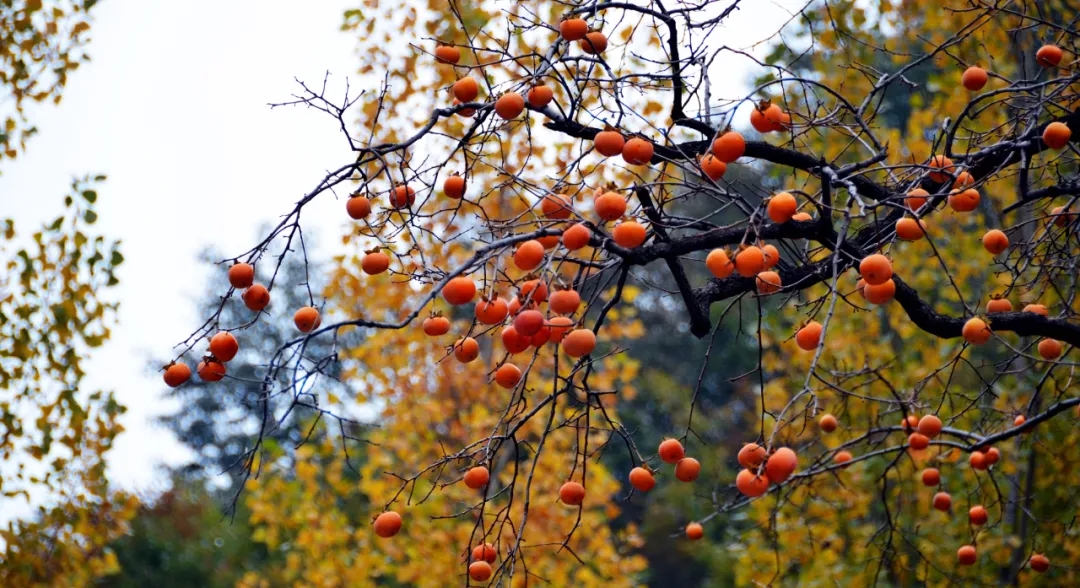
[423,315,450,336]
[675,457,701,482]
[629,467,655,492]
[895,217,925,240]
[755,270,782,295]
[1050,205,1076,227]
[699,154,727,181]
[767,192,798,223]
[593,129,625,156]
[969,451,988,470]
[537,236,559,254]
[452,99,475,117]
[1023,303,1049,316]
[362,251,390,275]
[443,277,477,305]
[906,188,929,210]
[833,451,853,465]
[859,254,893,286]
[712,131,745,163]
[209,331,239,362]
[985,447,1000,465]
[933,491,952,511]
[562,223,591,250]
[749,105,773,133]
[796,321,823,351]
[389,185,416,208]
[540,193,573,219]
[513,309,545,336]
[443,174,466,199]
[917,415,942,439]
[579,31,608,54]
[464,466,490,489]
[962,66,988,91]
[163,363,191,387]
[475,297,509,325]
[547,316,575,343]
[549,289,581,315]
[452,77,479,102]
[685,522,704,540]
[658,438,685,464]
[373,511,402,538]
[494,363,522,389]
[558,481,585,505]
[529,324,551,347]
[706,249,734,279]
[948,188,980,212]
[1029,553,1050,572]
[908,433,930,450]
[594,191,627,221]
[762,244,780,269]
[519,279,548,303]
[501,326,530,354]
[294,307,321,333]
[527,84,554,108]
[986,296,1012,313]
[559,17,588,41]
[622,137,654,165]
[791,212,813,222]
[1036,44,1063,67]
[469,561,492,582]
[765,447,797,483]
[242,284,270,311]
[982,229,1009,255]
[197,359,226,382]
[514,240,546,271]
[969,505,988,526]
[738,443,767,469]
[818,413,837,433]
[928,154,954,183]
[495,92,525,120]
[734,246,765,277]
[762,104,790,130]
[562,329,596,357]
[1014,414,1026,427]
[434,44,460,64]
[453,337,479,363]
[472,543,497,564]
[957,545,977,566]
[962,317,991,345]
[612,221,647,248]
[902,415,920,432]
[954,170,975,188]
[346,195,372,219]
[1038,338,1063,360]
[228,263,255,289]
[736,469,770,497]
[864,279,896,304]
[1043,121,1072,150]
[921,468,940,487]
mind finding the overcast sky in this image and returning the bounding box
[1,0,803,508]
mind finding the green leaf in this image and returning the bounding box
[81,189,97,203]
[84,209,97,224]
[110,250,123,266]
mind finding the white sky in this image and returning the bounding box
[0,0,805,506]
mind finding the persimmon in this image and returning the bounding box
[452,98,475,117]
[969,451,988,470]
[612,220,647,248]
[537,235,559,250]
[558,481,585,505]
[513,309,545,336]
[765,447,797,483]
[705,248,734,279]
[921,468,940,487]
[453,337,480,363]
[163,362,191,387]
[736,469,770,497]
[982,229,1009,255]
[685,522,704,541]
[579,30,607,54]
[737,443,766,469]
[948,188,980,212]
[954,170,975,188]
[928,154,954,183]
[389,185,416,208]
[594,191,627,221]
[902,414,920,432]
[228,263,255,289]
[547,316,575,343]
[1036,44,1063,67]
[373,511,402,538]
[562,223,591,250]
[1014,414,1026,427]
[559,17,588,41]
[622,137,654,165]
[1029,553,1050,572]
[197,359,226,382]
[658,438,685,464]
[362,251,390,275]
[513,240,545,271]
[434,44,460,64]
[985,447,1000,465]
[209,331,239,362]
[895,217,926,240]
[494,363,522,389]
[527,84,553,108]
[859,254,893,286]
[986,296,1012,313]
[423,315,450,337]
[1037,338,1063,360]
[346,195,372,219]
[763,104,790,130]
[957,545,977,566]
[469,561,492,582]
[549,289,581,315]
[675,457,701,482]
[628,467,655,492]
[699,154,727,181]
[1042,121,1071,150]
[905,188,929,210]
[795,321,823,351]
[519,279,548,303]
[908,432,930,450]
[494,92,525,120]
[500,326,530,354]
[293,307,321,333]
[734,245,765,277]
[969,505,988,526]
[762,244,780,269]
[242,284,270,311]
[818,413,837,433]
[1023,303,1049,316]
[833,451,853,465]
[767,192,798,223]
[755,270,782,295]
[472,543,497,564]
[529,323,551,347]
[443,276,477,305]
[464,466,489,489]
[933,491,952,511]
[475,297,509,325]
[791,212,813,222]
[540,193,573,219]
[1050,205,1076,227]
[562,328,596,357]
[749,105,773,133]
[712,131,746,163]
[593,129,625,156]
[452,76,479,102]
[916,415,942,439]
[961,66,988,91]
[865,279,895,305]
[962,317,991,345]
[443,174,466,199]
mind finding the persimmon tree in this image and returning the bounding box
[165,0,1080,584]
